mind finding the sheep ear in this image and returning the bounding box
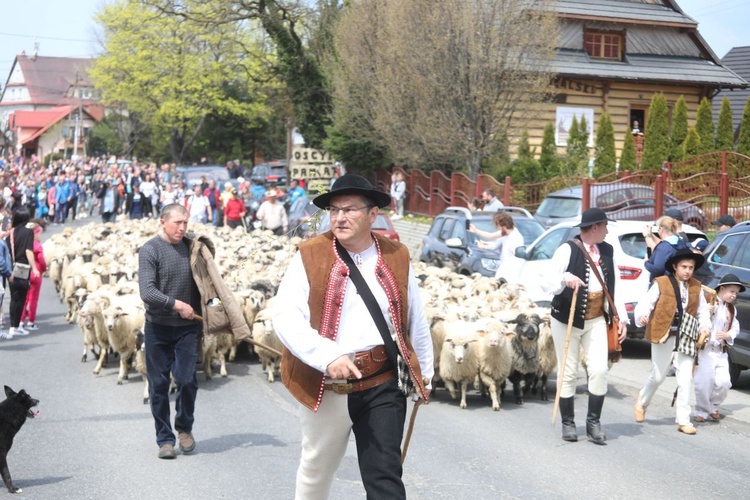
[469,339,478,343]
[476,330,486,337]
[444,338,453,343]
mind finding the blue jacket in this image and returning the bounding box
[0,240,11,279]
[54,181,71,203]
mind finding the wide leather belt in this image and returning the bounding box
[585,291,604,319]
[351,345,389,378]
[324,370,396,395]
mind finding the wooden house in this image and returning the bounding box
[713,46,750,139]
[516,0,747,160]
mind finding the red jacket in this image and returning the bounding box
[224,198,246,221]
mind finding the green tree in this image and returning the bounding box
[565,115,590,177]
[695,97,715,153]
[669,95,688,162]
[539,122,559,179]
[510,129,541,183]
[619,130,637,172]
[683,126,701,159]
[593,111,616,177]
[737,96,750,156]
[642,93,670,170]
[91,1,273,164]
[716,97,735,152]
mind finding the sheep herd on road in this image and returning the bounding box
[45,220,557,411]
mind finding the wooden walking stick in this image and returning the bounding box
[193,313,283,357]
[552,282,579,425]
[401,397,424,464]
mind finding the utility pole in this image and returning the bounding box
[72,71,81,160]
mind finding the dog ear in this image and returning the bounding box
[4,385,16,398]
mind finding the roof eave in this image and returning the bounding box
[556,12,697,29]
[554,71,748,90]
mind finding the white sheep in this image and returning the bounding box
[475,320,514,411]
[438,322,480,409]
[101,294,145,385]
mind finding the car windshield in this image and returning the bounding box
[468,218,495,244]
[372,214,390,231]
[536,197,581,218]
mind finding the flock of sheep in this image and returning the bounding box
[46,220,558,411]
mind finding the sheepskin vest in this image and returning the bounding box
[281,231,425,411]
[551,238,615,330]
[188,236,251,340]
[645,276,701,344]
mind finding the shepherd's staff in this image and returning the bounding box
[193,313,283,357]
[401,378,430,464]
[552,282,579,425]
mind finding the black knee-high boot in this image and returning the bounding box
[559,397,578,442]
[587,394,607,445]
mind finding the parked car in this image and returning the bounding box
[250,160,287,187]
[288,196,321,237]
[497,219,707,338]
[419,207,545,277]
[695,221,750,385]
[534,183,708,230]
[174,165,238,190]
[314,212,400,241]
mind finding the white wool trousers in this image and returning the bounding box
[295,377,406,500]
[639,341,694,425]
[694,346,732,418]
[551,316,608,398]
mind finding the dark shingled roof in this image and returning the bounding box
[553,0,697,27]
[554,49,747,88]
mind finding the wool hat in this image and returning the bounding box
[665,248,705,272]
[313,173,391,209]
[664,208,683,222]
[575,207,614,228]
[715,273,746,293]
[712,214,736,227]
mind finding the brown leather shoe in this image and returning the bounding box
[710,412,721,420]
[694,416,707,423]
[678,424,697,435]
[633,393,646,423]
[158,444,176,459]
[178,432,195,453]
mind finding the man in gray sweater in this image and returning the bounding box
[139,203,201,459]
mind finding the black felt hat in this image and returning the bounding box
[712,214,737,227]
[715,273,746,293]
[575,208,614,228]
[665,248,705,272]
[313,174,391,209]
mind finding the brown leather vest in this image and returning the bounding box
[645,276,701,344]
[281,231,424,411]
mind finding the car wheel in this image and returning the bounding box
[729,360,743,387]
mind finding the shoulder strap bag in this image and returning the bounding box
[667,276,699,357]
[571,239,622,362]
[335,239,417,398]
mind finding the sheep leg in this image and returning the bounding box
[93,345,108,375]
[228,344,238,362]
[480,373,500,411]
[143,379,150,405]
[203,353,213,381]
[220,353,228,378]
[265,358,275,383]
[117,357,129,385]
[509,372,524,405]
[444,380,458,400]
[460,380,469,409]
[81,346,88,363]
[538,373,548,401]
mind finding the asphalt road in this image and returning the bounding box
[2,219,750,499]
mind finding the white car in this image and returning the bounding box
[497,220,707,338]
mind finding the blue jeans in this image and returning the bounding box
[145,321,199,446]
[54,202,67,223]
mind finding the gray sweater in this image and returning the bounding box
[138,235,200,327]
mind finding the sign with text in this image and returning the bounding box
[290,147,335,180]
[555,106,595,147]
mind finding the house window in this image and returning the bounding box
[584,30,623,60]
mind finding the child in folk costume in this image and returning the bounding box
[633,249,711,435]
[693,274,744,422]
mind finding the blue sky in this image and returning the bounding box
[1,0,748,84]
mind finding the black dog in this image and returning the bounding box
[0,386,39,494]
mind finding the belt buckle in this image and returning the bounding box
[331,382,353,394]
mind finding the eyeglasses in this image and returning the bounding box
[326,205,371,218]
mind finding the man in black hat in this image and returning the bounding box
[633,248,712,435]
[544,207,628,444]
[272,173,433,499]
[694,273,744,422]
[712,214,736,233]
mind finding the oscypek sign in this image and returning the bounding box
[291,147,336,181]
